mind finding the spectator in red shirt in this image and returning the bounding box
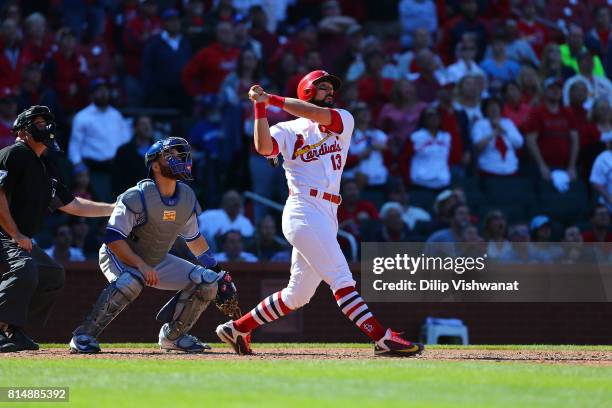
[248,6,279,62]
[585,98,612,147]
[81,33,116,83]
[268,19,318,76]
[0,18,31,89]
[22,12,53,64]
[71,166,93,201]
[502,80,531,130]
[519,64,541,106]
[182,21,240,99]
[525,77,579,181]
[566,80,590,140]
[438,83,470,169]
[481,0,510,22]
[378,79,427,176]
[337,179,379,242]
[411,49,442,104]
[545,0,590,34]
[44,28,88,113]
[516,0,549,57]
[16,64,63,127]
[272,52,297,96]
[582,205,612,242]
[378,79,427,156]
[123,0,161,78]
[356,50,394,119]
[0,87,16,149]
[317,0,355,72]
[395,27,443,78]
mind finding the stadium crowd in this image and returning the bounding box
[3,0,611,263]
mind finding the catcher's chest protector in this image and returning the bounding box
[123,179,196,267]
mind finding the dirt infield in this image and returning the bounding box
[6,347,612,365]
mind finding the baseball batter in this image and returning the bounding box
[69,137,238,353]
[216,70,424,357]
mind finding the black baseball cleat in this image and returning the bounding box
[9,327,40,351]
[0,330,17,353]
[374,329,424,357]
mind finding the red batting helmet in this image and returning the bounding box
[297,70,342,101]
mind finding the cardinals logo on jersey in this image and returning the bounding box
[291,133,342,163]
[291,134,306,160]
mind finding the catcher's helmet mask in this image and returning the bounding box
[297,70,342,107]
[145,137,193,181]
[12,105,60,151]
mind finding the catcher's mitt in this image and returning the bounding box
[215,271,242,319]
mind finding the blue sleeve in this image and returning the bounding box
[104,228,127,244]
[105,199,137,240]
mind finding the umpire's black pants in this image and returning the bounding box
[0,231,65,327]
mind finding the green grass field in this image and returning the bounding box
[1,344,611,408]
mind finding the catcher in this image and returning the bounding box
[69,137,240,353]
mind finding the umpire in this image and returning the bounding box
[0,106,115,352]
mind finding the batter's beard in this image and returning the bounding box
[311,97,334,108]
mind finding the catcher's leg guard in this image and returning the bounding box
[156,266,219,341]
[72,272,143,339]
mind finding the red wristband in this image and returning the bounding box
[254,102,267,119]
[269,94,285,108]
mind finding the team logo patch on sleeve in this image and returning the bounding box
[162,210,177,221]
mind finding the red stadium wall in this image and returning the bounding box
[29,262,612,345]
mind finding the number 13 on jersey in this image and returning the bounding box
[331,154,342,170]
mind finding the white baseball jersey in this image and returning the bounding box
[267,109,355,195]
[262,108,357,307]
